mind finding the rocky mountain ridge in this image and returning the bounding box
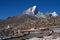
[0,6,60,29]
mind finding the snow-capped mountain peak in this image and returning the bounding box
[25,5,38,15]
[32,6,37,13]
[25,6,58,19]
[52,11,58,17]
[25,5,46,19]
[31,5,38,15]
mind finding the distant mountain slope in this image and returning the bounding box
[0,14,38,26]
[0,5,59,28]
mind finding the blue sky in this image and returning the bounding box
[0,0,60,19]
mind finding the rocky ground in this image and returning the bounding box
[6,32,60,40]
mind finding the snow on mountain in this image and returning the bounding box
[25,5,46,19]
[51,11,58,17]
[35,12,46,18]
[25,5,58,19]
[25,8,34,16]
[31,6,38,15]
[25,5,38,16]
[45,11,58,18]
[31,6,37,13]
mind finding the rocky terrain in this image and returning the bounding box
[0,6,60,40]
[0,6,59,30]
